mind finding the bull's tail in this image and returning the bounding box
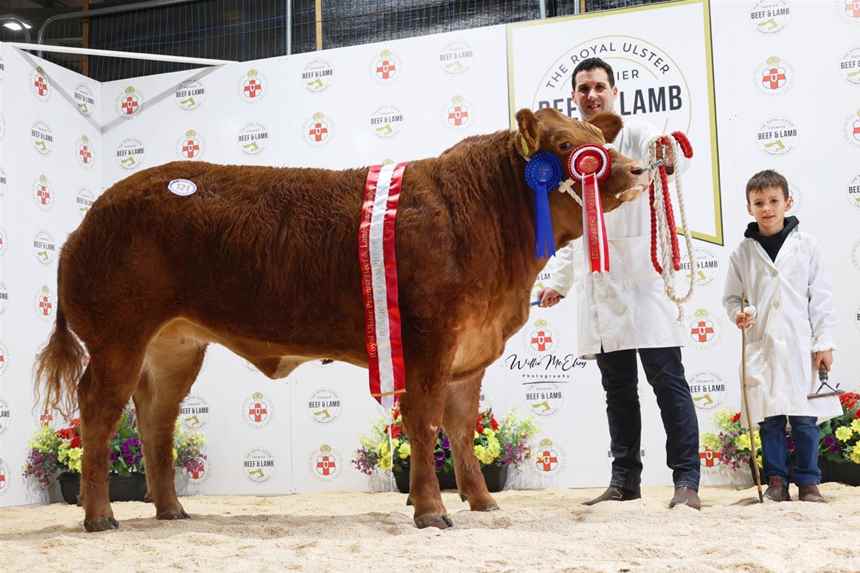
[34,258,87,417]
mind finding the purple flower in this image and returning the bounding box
[120,437,142,466]
[823,435,837,447]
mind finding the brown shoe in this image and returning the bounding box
[798,484,826,503]
[582,485,641,506]
[764,476,790,502]
[669,486,701,510]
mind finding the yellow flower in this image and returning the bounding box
[835,426,854,442]
[734,433,750,451]
[701,433,721,452]
[376,441,392,470]
[172,448,178,461]
[58,444,84,473]
[851,419,860,434]
[398,442,411,460]
[474,445,496,465]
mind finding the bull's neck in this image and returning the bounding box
[436,131,580,296]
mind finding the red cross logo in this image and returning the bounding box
[308,122,328,142]
[36,185,51,205]
[853,120,860,139]
[699,449,721,468]
[690,320,715,343]
[38,295,53,316]
[244,80,262,98]
[448,106,469,126]
[79,145,92,164]
[761,67,786,90]
[189,465,204,479]
[182,140,200,158]
[121,96,139,115]
[530,330,553,351]
[376,60,396,79]
[0,472,6,487]
[849,0,860,17]
[536,449,558,472]
[248,402,268,422]
[316,455,336,476]
[34,75,48,96]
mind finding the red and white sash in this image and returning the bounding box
[358,163,408,411]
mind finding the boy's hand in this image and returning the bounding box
[814,350,833,373]
[538,287,563,308]
[734,306,756,330]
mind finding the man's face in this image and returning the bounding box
[572,68,618,120]
[747,186,792,236]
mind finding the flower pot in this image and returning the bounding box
[819,458,860,486]
[58,472,148,505]
[392,464,508,494]
[482,464,508,492]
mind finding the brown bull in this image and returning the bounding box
[36,108,645,532]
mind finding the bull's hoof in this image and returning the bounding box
[84,516,119,532]
[471,501,500,512]
[414,513,454,529]
[405,495,413,506]
[156,508,190,520]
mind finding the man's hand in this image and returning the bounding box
[538,287,563,308]
[814,349,833,373]
[734,306,756,330]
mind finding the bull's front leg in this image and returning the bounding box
[444,370,499,512]
[399,362,452,529]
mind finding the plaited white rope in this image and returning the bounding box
[647,135,696,322]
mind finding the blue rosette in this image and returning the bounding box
[525,151,563,258]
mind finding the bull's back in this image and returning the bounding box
[62,162,373,344]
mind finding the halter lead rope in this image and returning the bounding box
[648,132,696,321]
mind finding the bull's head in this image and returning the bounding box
[514,107,647,249]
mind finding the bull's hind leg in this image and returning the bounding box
[78,344,146,532]
[134,332,207,521]
[444,371,499,512]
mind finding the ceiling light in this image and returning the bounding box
[3,21,32,31]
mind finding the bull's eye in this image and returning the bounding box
[559,141,573,151]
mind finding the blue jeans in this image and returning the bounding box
[759,415,820,486]
[596,347,700,491]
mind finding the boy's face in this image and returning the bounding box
[573,68,618,121]
[747,186,792,236]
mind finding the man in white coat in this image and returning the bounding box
[723,169,840,502]
[538,58,701,509]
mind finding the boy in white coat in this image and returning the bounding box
[723,169,841,502]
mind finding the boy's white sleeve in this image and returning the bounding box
[541,242,575,297]
[722,249,744,321]
[807,238,837,352]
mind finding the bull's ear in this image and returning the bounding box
[587,112,623,144]
[515,108,541,158]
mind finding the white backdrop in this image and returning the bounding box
[0,0,858,508]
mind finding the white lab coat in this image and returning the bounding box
[542,120,686,357]
[722,228,841,424]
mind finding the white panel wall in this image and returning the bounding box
[0,44,103,506]
[1,0,858,507]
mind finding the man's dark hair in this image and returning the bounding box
[571,58,615,89]
[745,169,789,202]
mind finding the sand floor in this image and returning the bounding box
[1,484,859,572]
